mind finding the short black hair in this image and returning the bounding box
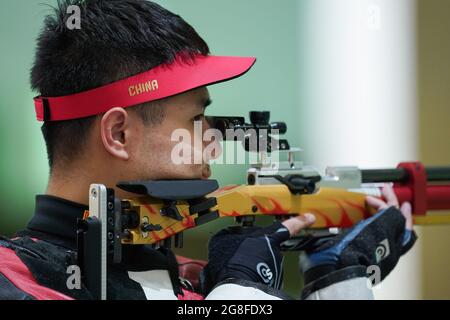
[31,0,209,170]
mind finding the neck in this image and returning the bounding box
[46,167,96,206]
[46,162,142,205]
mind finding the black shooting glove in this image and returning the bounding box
[201,221,290,295]
[300,206,417,298]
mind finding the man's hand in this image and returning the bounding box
[299,185,417,298]
[366,184,414,231]
[201,214,315,294]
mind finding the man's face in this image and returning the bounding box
[129,87,219,181]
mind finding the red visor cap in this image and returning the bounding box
[34,54,257,122]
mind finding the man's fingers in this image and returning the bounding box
[366,195,388,211]
[366,185,400,211]
[367,189,413,231]
[282,214,316,237]
[400,201,413,230]
[382,184,399,208]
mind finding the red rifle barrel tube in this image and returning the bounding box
[394,185,450,210]
[361,163,450,214]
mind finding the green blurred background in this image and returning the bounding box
[0,0,449,298]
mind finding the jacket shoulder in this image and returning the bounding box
[0,237,73,300]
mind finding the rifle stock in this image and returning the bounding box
[118,178,450,246]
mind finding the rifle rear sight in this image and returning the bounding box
[206,111,289,153]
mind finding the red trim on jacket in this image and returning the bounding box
[178,288,204,300]
[0,247,73,300]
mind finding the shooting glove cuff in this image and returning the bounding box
[201,221,290,295]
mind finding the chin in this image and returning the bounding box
[201,167,212,180]
[158,165,210,180]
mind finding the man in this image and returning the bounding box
[0,0,416,300]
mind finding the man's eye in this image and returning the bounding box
[193,114,205,122]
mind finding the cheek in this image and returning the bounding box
[137,130,204,179]
[141,131,173,163]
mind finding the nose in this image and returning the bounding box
[202,118,222,161]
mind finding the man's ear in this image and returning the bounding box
[100,107,130,160]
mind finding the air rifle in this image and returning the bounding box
[77,111,450,299]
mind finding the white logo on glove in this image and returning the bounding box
[256,262,273,285]
[375,238,390,263]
